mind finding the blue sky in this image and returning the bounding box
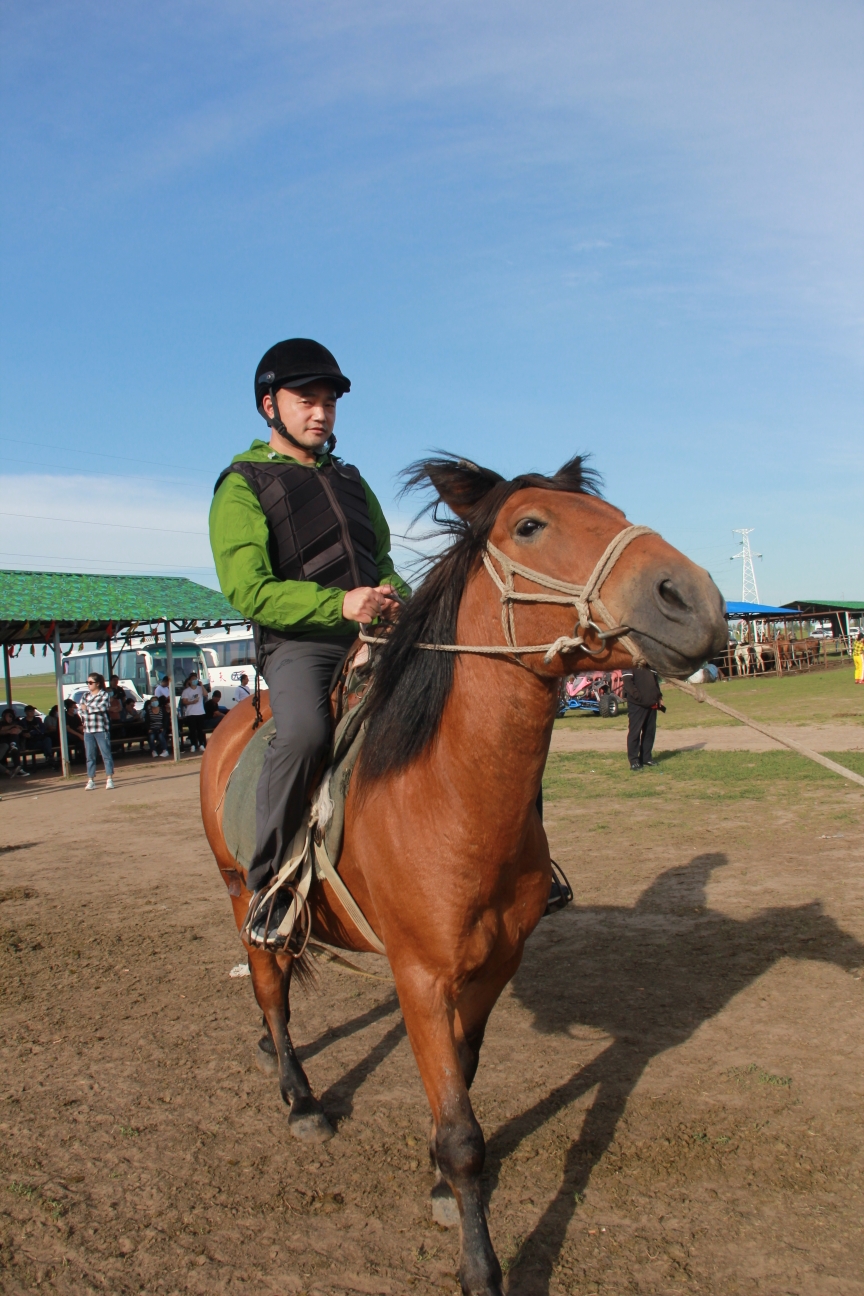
[1,0,862,637]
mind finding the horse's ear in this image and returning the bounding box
[404,455,505,520]
[553,454,603,496]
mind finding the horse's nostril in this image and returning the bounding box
[657,579,689,612]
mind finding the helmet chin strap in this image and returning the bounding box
[266,386,336,456]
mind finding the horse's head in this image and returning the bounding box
[426,454,727,677]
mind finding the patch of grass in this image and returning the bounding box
[823,752,864,777]
[4,672,58,713]
[706,667,864,726]
[118,1125,139,1137]
[501,1236,525,1275]
[543,748,852,804]
[726,1063,793,1088]
[8,1181,38,1199]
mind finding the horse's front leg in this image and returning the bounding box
[397,968,503,1296]
[429,959,520,1230]
[247,945,334,1142]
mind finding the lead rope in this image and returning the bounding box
[252,638,265,730]
[359,523,655,665]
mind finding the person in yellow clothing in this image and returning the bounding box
[853,633,864,685]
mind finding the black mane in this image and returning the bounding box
[358,453,602,785]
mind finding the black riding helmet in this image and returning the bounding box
[254,339,350,456]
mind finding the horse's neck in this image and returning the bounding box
[434,569,559,824]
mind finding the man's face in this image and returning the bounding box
[263,382,338,455]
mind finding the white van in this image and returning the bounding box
[196,627,268,708]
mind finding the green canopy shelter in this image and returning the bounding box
[0,570,243,776]
[782,600,864,644]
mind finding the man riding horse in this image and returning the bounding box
[210,338,410,945]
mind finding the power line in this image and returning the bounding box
[1,453,211,489]
[0,510,207,537]
[0,433,213,473]
[0,549,216,573]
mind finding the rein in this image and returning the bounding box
[361,523,654,666]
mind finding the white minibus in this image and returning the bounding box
[196,627,268,708]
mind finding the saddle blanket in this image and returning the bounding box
[220,685,369,876]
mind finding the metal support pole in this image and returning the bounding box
[53,626,71,779]
[3,643,11,708]
[164,620,181,763]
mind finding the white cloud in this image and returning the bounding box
[0,473,215,580]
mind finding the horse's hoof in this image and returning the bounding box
[255,1041,279,1076]
[288,1110,335,1143]
[431,1181,460,1229]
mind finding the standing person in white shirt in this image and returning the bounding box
[154,676,171,700]
[233,673,252,705]
[180,674,207,752]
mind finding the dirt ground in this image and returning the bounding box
[1,738,863,1296]
[550,722,864,753]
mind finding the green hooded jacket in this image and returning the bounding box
[209,439,410,636]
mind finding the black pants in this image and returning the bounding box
[186,715,206,747]
[247,635,352,894]
[627,704,657,765]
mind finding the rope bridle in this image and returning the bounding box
[361,523,656,667]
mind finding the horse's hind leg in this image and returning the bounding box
[247,946,334,1143]
[398,970,504,1296]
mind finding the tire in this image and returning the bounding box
[598,694,619,718]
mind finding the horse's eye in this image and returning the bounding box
[515,518,545,538]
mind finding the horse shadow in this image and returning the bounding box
[295,992,406,1125]
[489,851,864,1294]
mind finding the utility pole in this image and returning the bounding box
[731,529,761,603]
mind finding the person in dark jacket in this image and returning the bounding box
[145,696,169,758]
[621,665,663,770]
[204,690,228,729]
[21,706,55,765]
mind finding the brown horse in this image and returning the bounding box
[200,455,727,1296]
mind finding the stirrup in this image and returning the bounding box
[242,885,311,954]
[543,858,574,917]
[240,823,314,954]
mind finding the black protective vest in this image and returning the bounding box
[215,458,380,594]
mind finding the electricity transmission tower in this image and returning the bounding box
[730,529,761,603]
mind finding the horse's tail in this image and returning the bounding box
[290,946,319,993]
